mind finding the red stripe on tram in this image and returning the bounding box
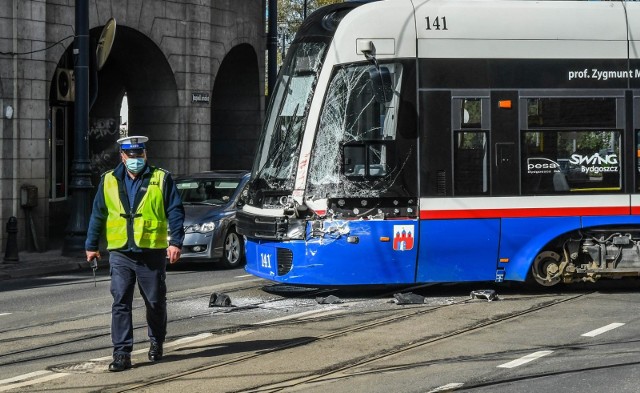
[420,206,630,220]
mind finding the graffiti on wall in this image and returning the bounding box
[89,118,121,185]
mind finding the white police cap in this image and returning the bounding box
[117,136,148,150]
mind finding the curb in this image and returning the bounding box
[0,260,88,280]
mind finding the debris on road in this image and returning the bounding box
[316,295,342,304]
[470,289,498,302]
[393,292,426,305]
[209,292,232,307]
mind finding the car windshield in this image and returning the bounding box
[176,178,241,205]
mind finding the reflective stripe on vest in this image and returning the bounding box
[103,169,169,249]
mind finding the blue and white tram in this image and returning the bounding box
[237,0,640,287]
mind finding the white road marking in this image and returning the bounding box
[0,304,343,390]
[255,306,340,325]
[497,350,554,369]
[178,330,254,348]
[298,309,345,320]
[90,332,216,361]
[90,354,115,362]
[426,383,465,392]
[0,313,11,317]
[164,332,213,347]
[234,274,253,278]
[0,371,68,392]
[0,371,51,386]
[581,322,625,337]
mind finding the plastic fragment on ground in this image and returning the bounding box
[209,292,232,307]
[470,289,498,302]
[393,292,426,305]
[316,294,342,304]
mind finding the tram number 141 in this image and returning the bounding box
[261,253,272,268]
[425,16,448,31]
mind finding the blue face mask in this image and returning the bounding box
[125,158,146,174]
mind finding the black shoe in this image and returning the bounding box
[148,341,163,362]
[108,354,131,372]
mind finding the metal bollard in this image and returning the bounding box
[4,216,19,262]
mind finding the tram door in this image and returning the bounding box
[416,93,501,283]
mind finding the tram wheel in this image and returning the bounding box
[531,250,563,287]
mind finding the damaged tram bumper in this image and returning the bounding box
[236,199,419,286]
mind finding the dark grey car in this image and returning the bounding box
[174,170,250,268]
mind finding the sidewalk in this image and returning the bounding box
[0,249,91,281]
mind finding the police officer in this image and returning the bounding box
[85,136,185,372]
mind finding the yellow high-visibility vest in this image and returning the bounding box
[103,168,169,249]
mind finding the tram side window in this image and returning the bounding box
[636,130,640,190]
[451,97,489,196]
[527,97,616,128]
[521,130,621,194]
[461,98,482,128]
[454,132,488,195]
[522,97,621,194]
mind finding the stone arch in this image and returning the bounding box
[210,43,261,170]
[95,25,180,173]
[48,25,179,246]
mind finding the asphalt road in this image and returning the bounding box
[1,263,640,393]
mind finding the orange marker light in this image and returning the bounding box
[499,258,510,263]
[498,100,512,109]
[380,237,390,242]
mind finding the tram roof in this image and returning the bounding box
[328,0,640,61]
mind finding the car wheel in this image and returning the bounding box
[222,228,245,268]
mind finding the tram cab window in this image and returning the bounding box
[343,144,388,177]
[522,97,621,194]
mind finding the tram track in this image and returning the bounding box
[0,280,267,337]
[101,289,592,393]
[0,281,335,367]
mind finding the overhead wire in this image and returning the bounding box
[0,35,74,56]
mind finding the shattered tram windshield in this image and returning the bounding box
[252,41,328,190]
[307,62,411,198]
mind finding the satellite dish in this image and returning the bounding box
[96,18,116,71]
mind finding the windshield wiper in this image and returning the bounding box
[183,201,217,206]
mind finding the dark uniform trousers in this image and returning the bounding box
[109,250,167,356]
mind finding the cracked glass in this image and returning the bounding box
[307,63,405,198]
[251,41,327,191]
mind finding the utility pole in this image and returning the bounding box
[63,0,92,256]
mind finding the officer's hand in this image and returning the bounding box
[167,245,181,264]
[86,250,100,262]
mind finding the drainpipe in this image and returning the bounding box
[11,0,19,218]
